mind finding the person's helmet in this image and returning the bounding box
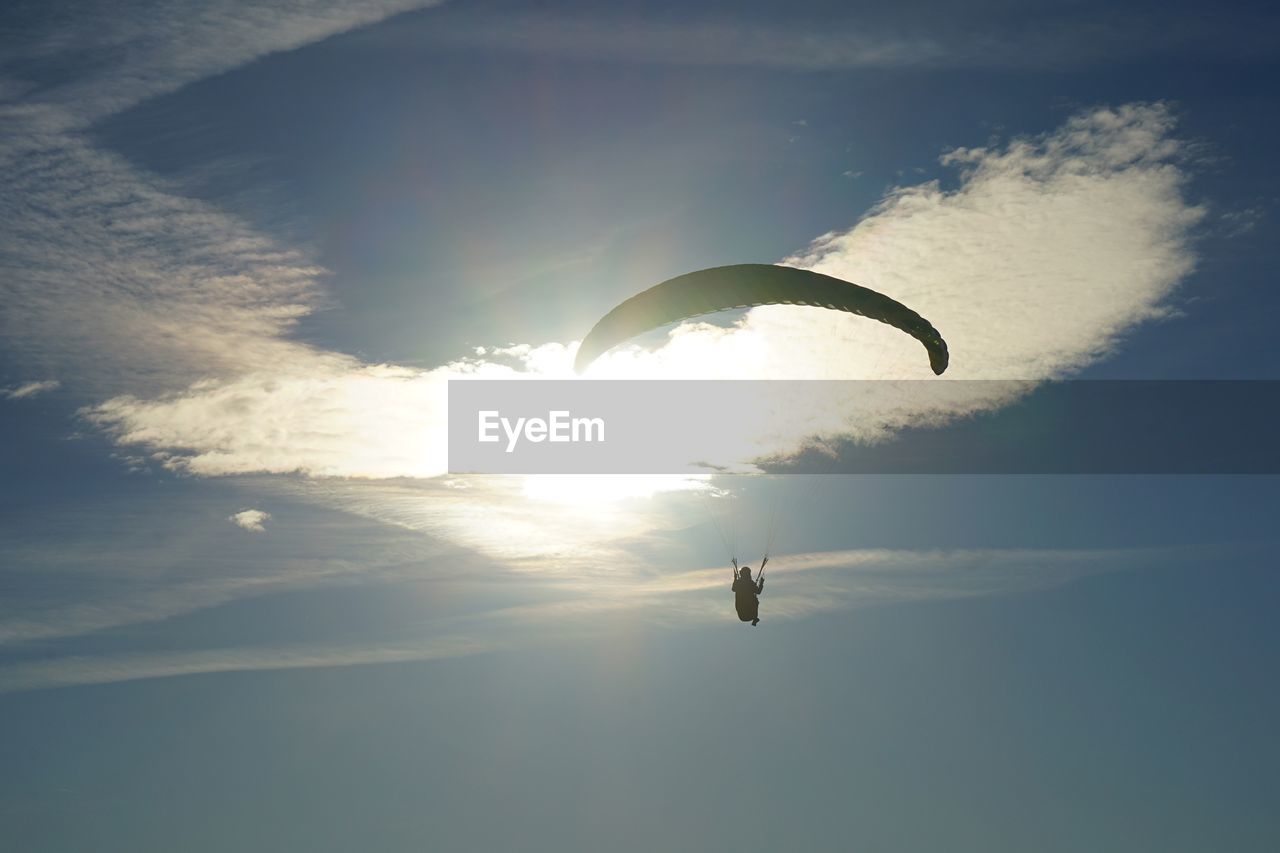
[739,566,752,577]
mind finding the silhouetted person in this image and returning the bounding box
[731,557,766,626]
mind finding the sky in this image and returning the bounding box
[2,1,1279,850]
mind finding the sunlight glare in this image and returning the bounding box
[520,474,702,506]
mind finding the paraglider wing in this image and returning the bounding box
[573,264,949,374]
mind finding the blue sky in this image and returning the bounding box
[2,1,1279,850]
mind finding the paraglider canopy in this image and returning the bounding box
[574,263,949,375]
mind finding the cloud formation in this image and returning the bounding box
[5,1,442,123]
[1,1,443,394]
[0,541,1190,693]
[0,482,466,647]
[85,104,1203,477]
[2,379,60,400]
[0,8,1204,478]
[0,3,1223,699]
[228,508,271,532]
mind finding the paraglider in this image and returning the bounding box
[573,263,949,375]
[573,263,950,627]
[732,557,766,626]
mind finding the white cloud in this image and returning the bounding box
[779,103,1201,380]
[85,104,1203,477]
[0,541,1215,693]
[0,1,444,395]
[2,379,60,400]
[229,508,271,532]
[1,105,338,395]
[0,7,1204,479]
[0,5,1222,697]
[6,75,351,397]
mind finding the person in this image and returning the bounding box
[731,557,767,626]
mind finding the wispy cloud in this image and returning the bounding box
[392,8,1280,71]
[0,5,1220,702]
[228,508,271,532]
[0,541,1214,693]
[2,379,60,400]
[0,635,500,695]
[0,562,341,645]
[269,475,700,580]
[406,13,945,71]
[0,117,327,394]
[1,1,445,394]
[6,1,444,123]
[0,491,461,645]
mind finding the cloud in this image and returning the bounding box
[269,475,701,581]
[0,5,1222,697]
[7,1,443,124]
[389,8,1280,72]
[0,541,1219,693]
[778,103,1201,380]
[0,488,461,645]
[2,379,60,400]
[0,114,332,394]
[410,13,945,70]
[0,636,499,694]
[85,103,1203,477]
[0,558,328,644]
[0,1,445,395]
[228,508,271,532]
[0,8,1205,478]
